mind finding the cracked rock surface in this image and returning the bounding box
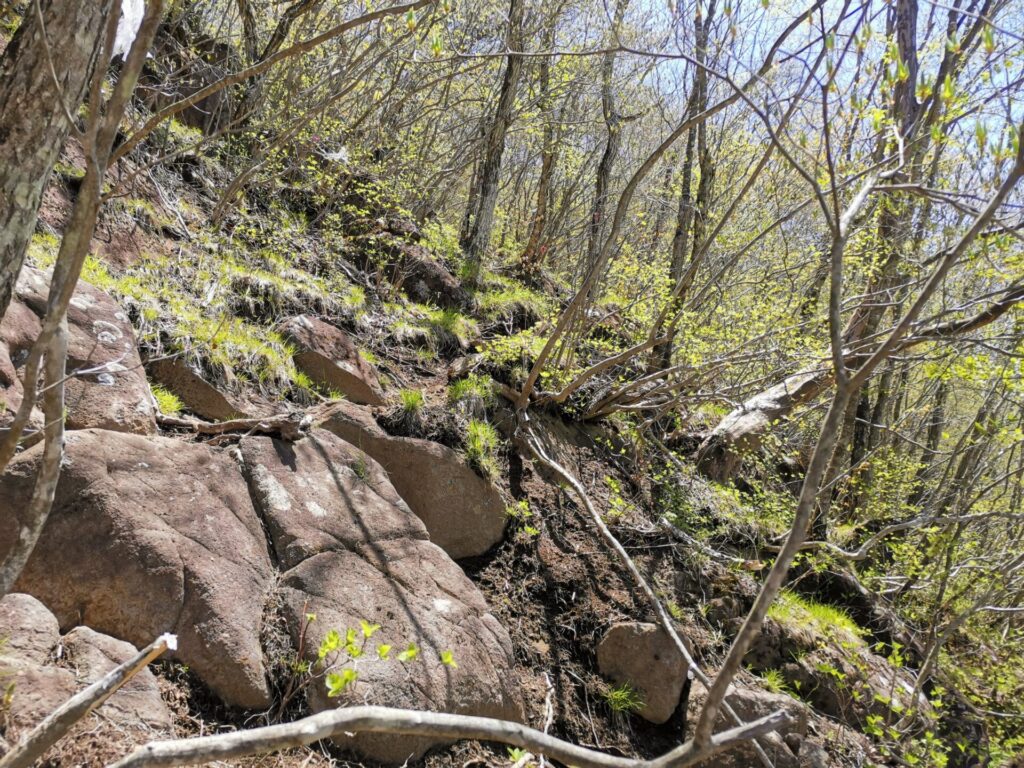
[0,426,521,763]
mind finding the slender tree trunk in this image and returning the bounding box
[460,0,525,284]
[521,11,562,275]
[0,0,114,320]
[584,0,630,270]
[696,0,949,479]
[650,0,715,370]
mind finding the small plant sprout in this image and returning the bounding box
[440,649,457,668]
[506,499,539,538]
[758,668,789,695]
[604,682,644,714]
[397,642,420,662]
[277,612,417,711]
[351,453,370,481]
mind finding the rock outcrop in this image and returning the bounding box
[277,314,385,406]
[322,401,507,558]
[0,594,173,751]
[239,430,521,762]
[0,425,521,763]
[0,429,276,709]
[1,267,156,434]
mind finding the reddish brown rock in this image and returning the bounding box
[596,622,688,724]
[238,430,426,569]
[61,626,173,729]
[147,356,253,421]
[0,596,173,752]
[322,401,507,558]
[277,315,384,405]
[239,430,522,763]
[0,428,274,709]
[0,593,59,665]
[8,267,156,434]
[686,683,809,768]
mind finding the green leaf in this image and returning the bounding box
[318,629,341,660]
[398,642,420,662]
[325,668,358,697]
[377,643,393,660]
[360,620,381,639]
[440,650,458,668]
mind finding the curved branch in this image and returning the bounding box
[109,705,793,768]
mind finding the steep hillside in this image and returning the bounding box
[2,2,1024,768]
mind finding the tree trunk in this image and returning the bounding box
[649,0,715,370]
[460,0,525,283]
[0,0,114,320]
[583,0,630,271]
[520,10,562,275]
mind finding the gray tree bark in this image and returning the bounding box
[0,0,114,320]
[460,0,525,283]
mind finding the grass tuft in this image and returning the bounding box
[398,388,425,414]
[464,418,499,478]
[603,683,643,714]
[150,384,183,415]
[768,589,865,643]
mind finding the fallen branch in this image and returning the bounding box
[109,705,792,768]
[0,634,176,768]
[156,412,314,441]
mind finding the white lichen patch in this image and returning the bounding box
[250,463,292,513]
[305,500,328,519]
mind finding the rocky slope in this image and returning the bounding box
[0,131,944,768]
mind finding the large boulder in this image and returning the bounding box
[9,267,157,434]
[0,429,275,709]
[321,401,507,559]
[596,622,688,724]
[277,315,385,406]
[239,430,523,763]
